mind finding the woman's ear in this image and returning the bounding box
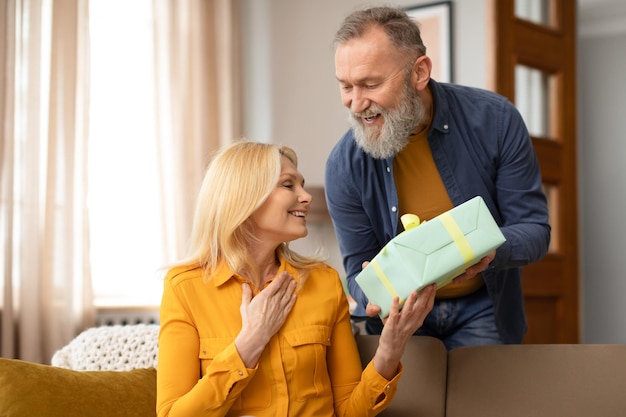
[412,55,432,91]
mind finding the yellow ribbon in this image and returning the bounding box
[371,212,474,299]
[371,259,399,299]
[439,212,475,262]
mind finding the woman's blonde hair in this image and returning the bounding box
[183,140,325,282]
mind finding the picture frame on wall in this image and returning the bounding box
[405,1,454,83]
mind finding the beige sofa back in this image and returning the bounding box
[446,343,626,417]
[355,335,626,417]
[356,335,447,417]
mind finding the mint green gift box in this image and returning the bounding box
[355,196,506,318]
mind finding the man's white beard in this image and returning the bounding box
[349,81,425,159]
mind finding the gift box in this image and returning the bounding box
[355,196,506,318]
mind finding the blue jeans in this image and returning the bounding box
[364,285,503,350]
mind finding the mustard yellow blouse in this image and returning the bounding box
[156,257,401,417]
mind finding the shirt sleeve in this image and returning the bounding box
[489,100,551,269]
[326,274,401,417]
[156,274,254,417]
[325,142,389,317]
[430,83,551,271]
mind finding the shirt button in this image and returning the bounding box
[385,384,391,391]
[386,166,391,173]
[443,124,449,130]
[391,206,397,212]
[238,371,243,376]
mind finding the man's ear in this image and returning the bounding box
[412,55,432,91]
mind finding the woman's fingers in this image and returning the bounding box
[385,284,436,331]
[407,285,435,314]
[241,283,252,303]
[245,272,297,330]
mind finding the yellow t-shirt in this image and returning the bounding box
[393,128,484,299]
[157,258,400,417]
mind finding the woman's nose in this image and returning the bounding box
[300,188,312,204]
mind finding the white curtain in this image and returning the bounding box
[0,0,94,364]
[1,0,241,363]
[152,0,241,260]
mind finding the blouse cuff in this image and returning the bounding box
[362,360,403,408]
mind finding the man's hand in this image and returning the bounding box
[360,261,383,318]
[453,249,496,284]
[365,302,382,318]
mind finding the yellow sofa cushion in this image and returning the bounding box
[0,358,156,417]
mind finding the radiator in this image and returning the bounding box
[95,307,160,326]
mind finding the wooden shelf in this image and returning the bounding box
[307,186,331,223]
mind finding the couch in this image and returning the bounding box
[1,325,625,417]
[356,335,626,417]
[0,324,159,417]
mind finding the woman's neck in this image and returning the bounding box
[244,246,280,289]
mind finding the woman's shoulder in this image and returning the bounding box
[304,263,344,288]
[164,263,204,286]
[296,260,335,275]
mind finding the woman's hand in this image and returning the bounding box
[235,271,297,367]
[373,284,436,380]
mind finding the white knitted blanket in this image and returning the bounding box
[51,324,159,371]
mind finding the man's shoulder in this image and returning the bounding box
[327,129,358,162]
[325,130,369,196]
[326,129,364,176]
[436,81,511,108]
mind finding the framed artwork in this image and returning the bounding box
[405,1,453,83]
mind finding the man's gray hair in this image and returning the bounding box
[334,6,427,60]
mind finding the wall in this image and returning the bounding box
[578,2,626,343]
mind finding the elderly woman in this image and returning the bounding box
[156,141,435,417]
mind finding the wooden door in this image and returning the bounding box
[487,0,579,343]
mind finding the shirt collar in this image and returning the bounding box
[428,79,451,135]
[211,255,297,287]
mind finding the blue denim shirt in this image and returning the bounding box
[324,80,550,343]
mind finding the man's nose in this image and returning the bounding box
[346,88,369,114]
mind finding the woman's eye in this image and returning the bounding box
[282,182,293,189]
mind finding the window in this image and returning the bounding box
[88,0,164,307]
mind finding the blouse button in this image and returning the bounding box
[238,371,244,376]
[385,384,391,391]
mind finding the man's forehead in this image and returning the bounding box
[335,41,403,82]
